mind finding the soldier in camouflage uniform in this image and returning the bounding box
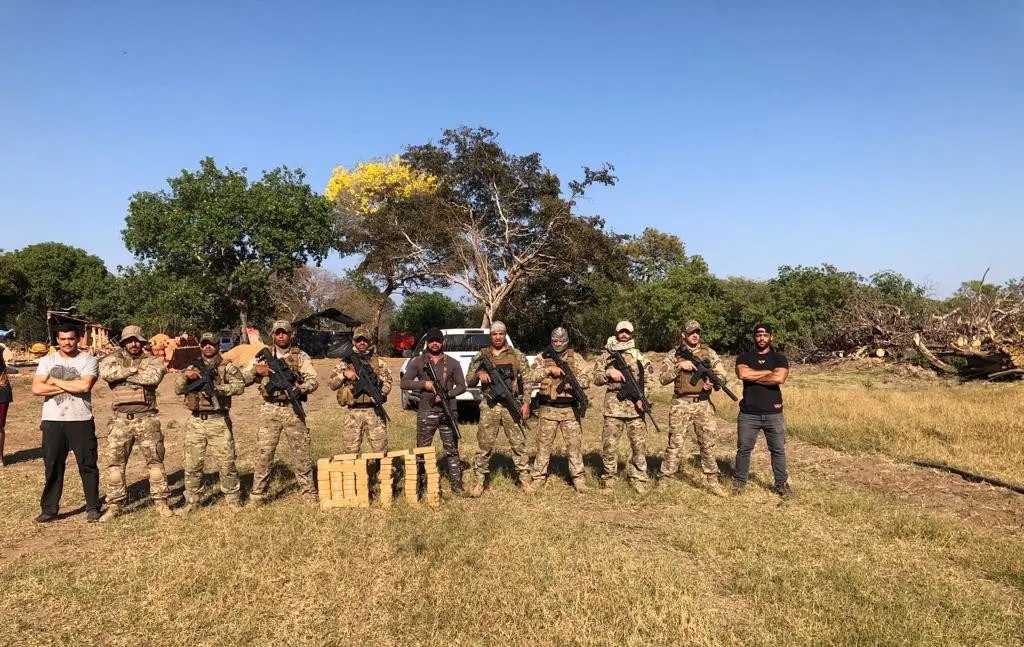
[657,320,728,497]
[242,320,319,505]
[592,321,656,494]
[98,325,171,521]
[327,326,392,453]
[525,327,592,493]
[174,332,246,514]
[465,322,532,497]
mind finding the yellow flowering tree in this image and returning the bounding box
[327,156,451,337]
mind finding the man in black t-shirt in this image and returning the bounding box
[733,323,791,496]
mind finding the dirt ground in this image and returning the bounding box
[1,357,1021,564]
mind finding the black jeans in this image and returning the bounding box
[40,419,101,515]
[733,412,789,487]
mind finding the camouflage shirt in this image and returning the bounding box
[467,346,529,396]
[328,352,392,407]
[174,354,245,412]
[243,345,318,402]
[592,346,654,419]
[658,344,728,397]
[99,348,166,414]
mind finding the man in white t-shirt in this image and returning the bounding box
[31,323,102,523]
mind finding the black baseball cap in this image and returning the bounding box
[753,322,774,334]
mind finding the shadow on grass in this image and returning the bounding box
[3,446,43,465]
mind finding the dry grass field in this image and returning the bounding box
[0,357,1021,646]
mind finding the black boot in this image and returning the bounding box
[447,455,469,498]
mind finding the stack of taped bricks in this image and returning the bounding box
[317,446,440,509]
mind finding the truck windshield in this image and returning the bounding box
[419,333,492,352]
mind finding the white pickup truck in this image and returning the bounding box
[399,328,537,412]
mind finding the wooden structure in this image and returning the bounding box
[46,310,110,353]
[317,447,440,509]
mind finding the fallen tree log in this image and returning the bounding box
[912,334,957,374]
[911,460,1024,495]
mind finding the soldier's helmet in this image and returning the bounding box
[119,325,146,345]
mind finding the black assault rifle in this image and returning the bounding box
[422,355,460,441]
[256,347,306,423]
[184,364,222,411]
[675,347,738,401]
[342,350,390,424]
[541,345,589,422]
[478,353,526,429]
[607,350,662,434]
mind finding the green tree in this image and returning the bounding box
[629,256,728,351]
[2,243,116,342]
[390,292,470,337]
[402,126,616,326]
[768,264,863,353]
[622,227,686,283]
[123,158,335,337]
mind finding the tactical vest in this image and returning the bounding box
[257,347,305,402]
[485,349,521,395]
[109,351,158,413]
[675,345,714,397]
[183,356,231,412]
[539,349,577,403]
[336,353,382,407]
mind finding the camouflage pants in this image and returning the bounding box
[601,416,648,483]
[660,399,719,477]
[473,401,529,477]
[531,405,584,481]
[339,407,388,454]
[252,402,314,499]
[104,414,168,504]
[183,413,240,503]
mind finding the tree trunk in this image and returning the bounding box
[239,306,249,345]
[371,285,396,345]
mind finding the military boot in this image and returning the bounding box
[656,477,672,492]
[303,491,320,506]
[154,500,174,518]
[775,483,793,498]
[599,477,618,493]
[517,471,534,491]
[175,502,199,517]
[572,477,589,493]
[705,475,728,498]
[467,475,485,498]
[731,482,746,497]
[447,457,470,498]
[225,495,243,511]
[98,504,121,523]
[631,479,649,495]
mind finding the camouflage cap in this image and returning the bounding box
[615,320,634,333]
[271,320,293,334]
[550,327,568,342]
[352,326,372,341]
[199,332,218,345]
[119,325,146,344]
[491,321,507,334]
[683,320,702,334]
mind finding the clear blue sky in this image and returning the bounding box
[2,1,1021,296]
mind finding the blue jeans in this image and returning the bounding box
[734,412,788,487]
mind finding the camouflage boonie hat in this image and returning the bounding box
[352,326,372,341]
[491,321,507,334]
[683,320,702,334]
[199,332,218,345]
[615,320,634,333]
[271,320,293,334]
[550,327,568,342]
[119,325,146,344]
